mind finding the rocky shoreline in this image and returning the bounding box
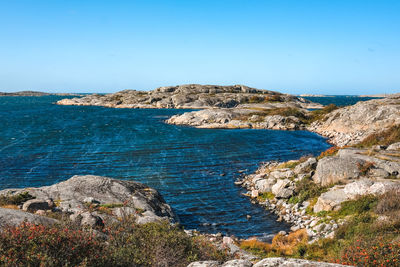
[236,144,400,244]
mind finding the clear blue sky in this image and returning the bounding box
[0,0,399,94]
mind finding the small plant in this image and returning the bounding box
[0,192,35,207]
[289,177,328,204]
[258,192,275,201]
[307,104,339,123]
[357,161,375,176]
[317,146,339,159]
[356,124,400,148]
[340,237,400,266]
[375,189,400,215]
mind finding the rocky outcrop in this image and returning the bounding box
[166,109,305,130]
[239,145,400,241]
[57,84,321,110]
[0,175,176,228]
[308,94,400,146]
[187,258,346,267]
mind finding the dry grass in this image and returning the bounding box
[240,229,308,257]
[356,124,400,148]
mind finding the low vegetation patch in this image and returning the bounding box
[288,177,328,204]
[355,124,400,148]
[317,146,339,159]
[307,104,339,123]
[0,219,229,267]
[0,192,35,207]
[240,229,308,257]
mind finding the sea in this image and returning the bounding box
[0,95,377,239]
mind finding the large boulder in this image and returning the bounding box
[0,207,59,228]
[313,156,361,186]
[271,179,294,199]
[313,186,348,213]
[0,175,177,225]
[253,257,346,267]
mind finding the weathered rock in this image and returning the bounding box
[308,95,400,146]
[387,142,400,150]
[58,84,321,110]
[294,157,317,174]
[187,261,220,267]
[253,257,347,267]
[221,260,252,267]
[313,156,361,186]
[343,179,374,198]
[313,186,348,212]
[80,212,104,227]
[22,199,50,212]
[0,207,59,228]
[0,175,177,225]
[271,179,293,199]
[254,179,275,193]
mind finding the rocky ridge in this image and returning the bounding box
[308,94,400,146]
[237,144,400,243]
[57,84,320,110]
[0,175,176,228]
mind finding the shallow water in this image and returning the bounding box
[0,96,331,238]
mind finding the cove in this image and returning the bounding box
[0,96,330,238]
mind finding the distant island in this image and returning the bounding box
[0,91,82,96]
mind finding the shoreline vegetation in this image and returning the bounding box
[2,84,400,266]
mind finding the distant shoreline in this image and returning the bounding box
[0,91,83,97]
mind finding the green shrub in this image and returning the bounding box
[289,177,327,204]
[0,219,229,267]
[0,222,110,266]
[338,195,378,217]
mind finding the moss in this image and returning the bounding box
[257,192,275,201]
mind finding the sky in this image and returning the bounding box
[0,0,399,95]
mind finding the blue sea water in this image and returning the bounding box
[0,96,339,238]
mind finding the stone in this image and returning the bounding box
[313,187,349,213]
[271,179,291,196]
[222,259,252,267]
[253,257,347,266]
[254,179,275,193]
[294,157,317,174]
[313,156,361,186]
[187,261,220,267]
[22,199,50,212]
[343,179,374,198]
[387,142,400,150]
[80,212,104,227]
[0,207,58,228]
[83,197,100,204]
[251,190,259,198]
